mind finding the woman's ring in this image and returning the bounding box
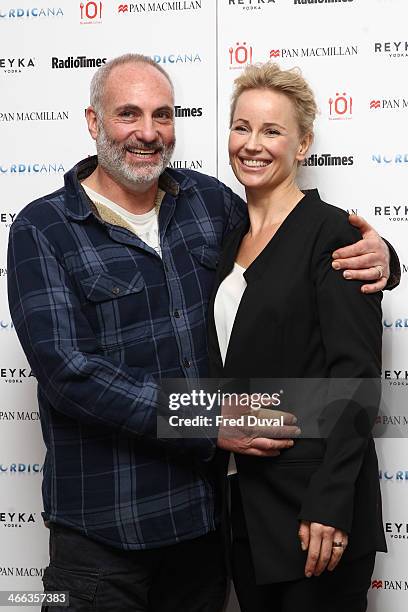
[375,265,383,279]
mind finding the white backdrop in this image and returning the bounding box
[1,1,407,610]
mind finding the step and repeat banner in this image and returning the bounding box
[0,1,407,611]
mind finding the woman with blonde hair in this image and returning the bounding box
[208,63,386,611]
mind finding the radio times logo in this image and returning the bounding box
[293,0,354,4]
[229,42,253,69]
[0,58,36,75]
[0,163,65,175]
[229,0,275,10]
[270,45,357,59]
[0,110,69,123]
[303,153,354,167]
[370,98,408,110]
[51,56,107,69]
[118,1,202,13]
[372,154,408,164]
[80,1,102,24]
[0,7,63,19]
[0,511,37,528]
[374,41,408,59]
[373,203,408,221]
[328,92,352,120]
[0,367,35,384]
[0,464,43,474]
[175,105,203,118]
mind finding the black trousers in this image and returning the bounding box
[230,478,376,612]
[42,523,227,612]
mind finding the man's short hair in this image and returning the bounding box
[90,53,174,117]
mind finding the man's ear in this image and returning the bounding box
[296,132,313,163]
[85,106,99,141]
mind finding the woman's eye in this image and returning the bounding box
[234,125,247,132]
[266,129,280,136]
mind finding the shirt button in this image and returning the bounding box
[174,310,180,318]
[112,287,120,295]
[183,358,191,368]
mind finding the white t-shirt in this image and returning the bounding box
[82,184,162,257]
[214,262,247,478]
[214,262,247,366]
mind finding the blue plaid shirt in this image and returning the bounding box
[7,156,246,550]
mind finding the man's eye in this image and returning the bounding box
[156,112,172,121]
[119,111,134,118]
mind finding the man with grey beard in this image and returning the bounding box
[7,54,397,611]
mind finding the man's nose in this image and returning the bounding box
[135,117,157,143]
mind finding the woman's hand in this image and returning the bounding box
[298,520,348,577]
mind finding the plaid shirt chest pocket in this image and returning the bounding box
[79,269,149,351]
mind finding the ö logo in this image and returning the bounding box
[328,92,352,120]
[0,7,63,19]
[229,42,253,69]
[80,1,102,24]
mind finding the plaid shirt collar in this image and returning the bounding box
[64,155,191,222]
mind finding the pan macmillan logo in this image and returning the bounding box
[117,1,201,13]
[0,567,44,577]
[269,45,357,59]
[372,578,408,590]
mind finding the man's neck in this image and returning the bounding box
[82,165,159,215]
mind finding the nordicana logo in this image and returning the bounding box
[372,153,408,164]
[303,153,354,167]
[0,111,69,122]
[118,1,202,13]
[294,0,354,4]
[175,106,202,118]
[0,7,63,18]
[0,58,35,75]
[379,470,408,480]
[151,53,201,64]
[0,163,65,175]
[0,464,43,474]
[270,45,357,59]
[51,56,107,69]
[229,0,275,10]
[374,41,408,58]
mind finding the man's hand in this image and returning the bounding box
[298,521,348,577]
[332,214,390,294]
[217,400,300,457]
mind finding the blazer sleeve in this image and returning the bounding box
[298,212,382,533]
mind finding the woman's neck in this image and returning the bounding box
[245,179,304,236]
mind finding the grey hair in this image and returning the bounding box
[90,53,174,117]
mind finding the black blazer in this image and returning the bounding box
[208,189,386,584]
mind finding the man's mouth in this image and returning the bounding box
[125,146,161,158]
[239,158,271,168]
